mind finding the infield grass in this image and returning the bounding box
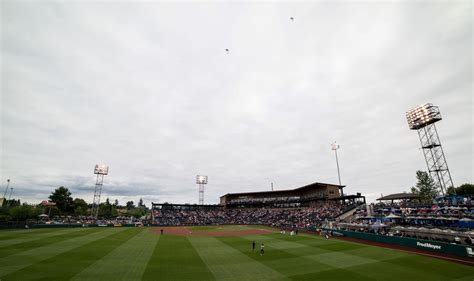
[0,226,472,280]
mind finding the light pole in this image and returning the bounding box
[331,142,343,196]
[2,179,10,207]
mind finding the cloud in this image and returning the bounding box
[1,1,472,206]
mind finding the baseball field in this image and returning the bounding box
[0,225,473,280]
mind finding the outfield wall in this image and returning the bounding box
[333,229,474,259]
[0,223,144,229]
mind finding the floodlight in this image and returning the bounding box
[406,103,453,195]
[94,164,109,175]
[406,103,442,130]
[196,175,208,184]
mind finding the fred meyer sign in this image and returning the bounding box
[416,241,442,250]
[416,241,474,258]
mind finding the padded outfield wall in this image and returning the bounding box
[332,229,474,259]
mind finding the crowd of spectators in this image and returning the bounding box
[373,203,473,218]
[153,202,354,228]
[359,199,474,229]
[339,197,474,244]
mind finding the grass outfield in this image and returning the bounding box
[0,226,472,280]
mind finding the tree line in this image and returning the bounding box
[410,170,474,202]
[0,186,147,222]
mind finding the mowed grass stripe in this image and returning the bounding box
[243,233,340,257]
[262,232,474,280]
[71,229,159,281]
[219,235,334,277]
[189,236,288,281]
[0,227,90,249]
[242,234,338,259]
[142,234,215,281]
[291,267,375,281]
[259,234,381,269]
[311,255,474,281]
[0,228,70,239]
[381,255,474,280]
[0,227,127,278]
[2,228,141,281]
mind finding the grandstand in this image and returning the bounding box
[152,181,366,228]
[220,182,363,208]
[341,193,474,246]
[151,182,474,252]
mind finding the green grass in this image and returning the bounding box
[189,225,254,232]
[0,226,472,280]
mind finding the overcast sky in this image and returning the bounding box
[1,1,472,206]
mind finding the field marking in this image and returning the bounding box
[0,227,89,248]
[188,236,289,281]
[71,229,159,281]
[0,227,127,278]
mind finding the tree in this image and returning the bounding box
[114,199,119,207]
[128,207,145,218]
[49,186,73,214]
[9,204,40,221]
[410,171,438,202]
[47,206,61,217]
[447,184,474,196]
[126,201,135,210]
[138,198,144,208]
[73,198,88,216]
[5,199,20,207]
[99,198,113,218]
[447,186,456,195]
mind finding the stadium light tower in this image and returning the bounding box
[196,175,208,205]
[91,164,109,217]
[406,103,453,195]
[331,142,343,196]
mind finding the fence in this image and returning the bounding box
[331,229,473,258]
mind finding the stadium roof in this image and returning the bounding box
[376,193,422,201]
[329,194,365,201]
[221,182,345,197]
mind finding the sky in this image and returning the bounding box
[1,1,472,207]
